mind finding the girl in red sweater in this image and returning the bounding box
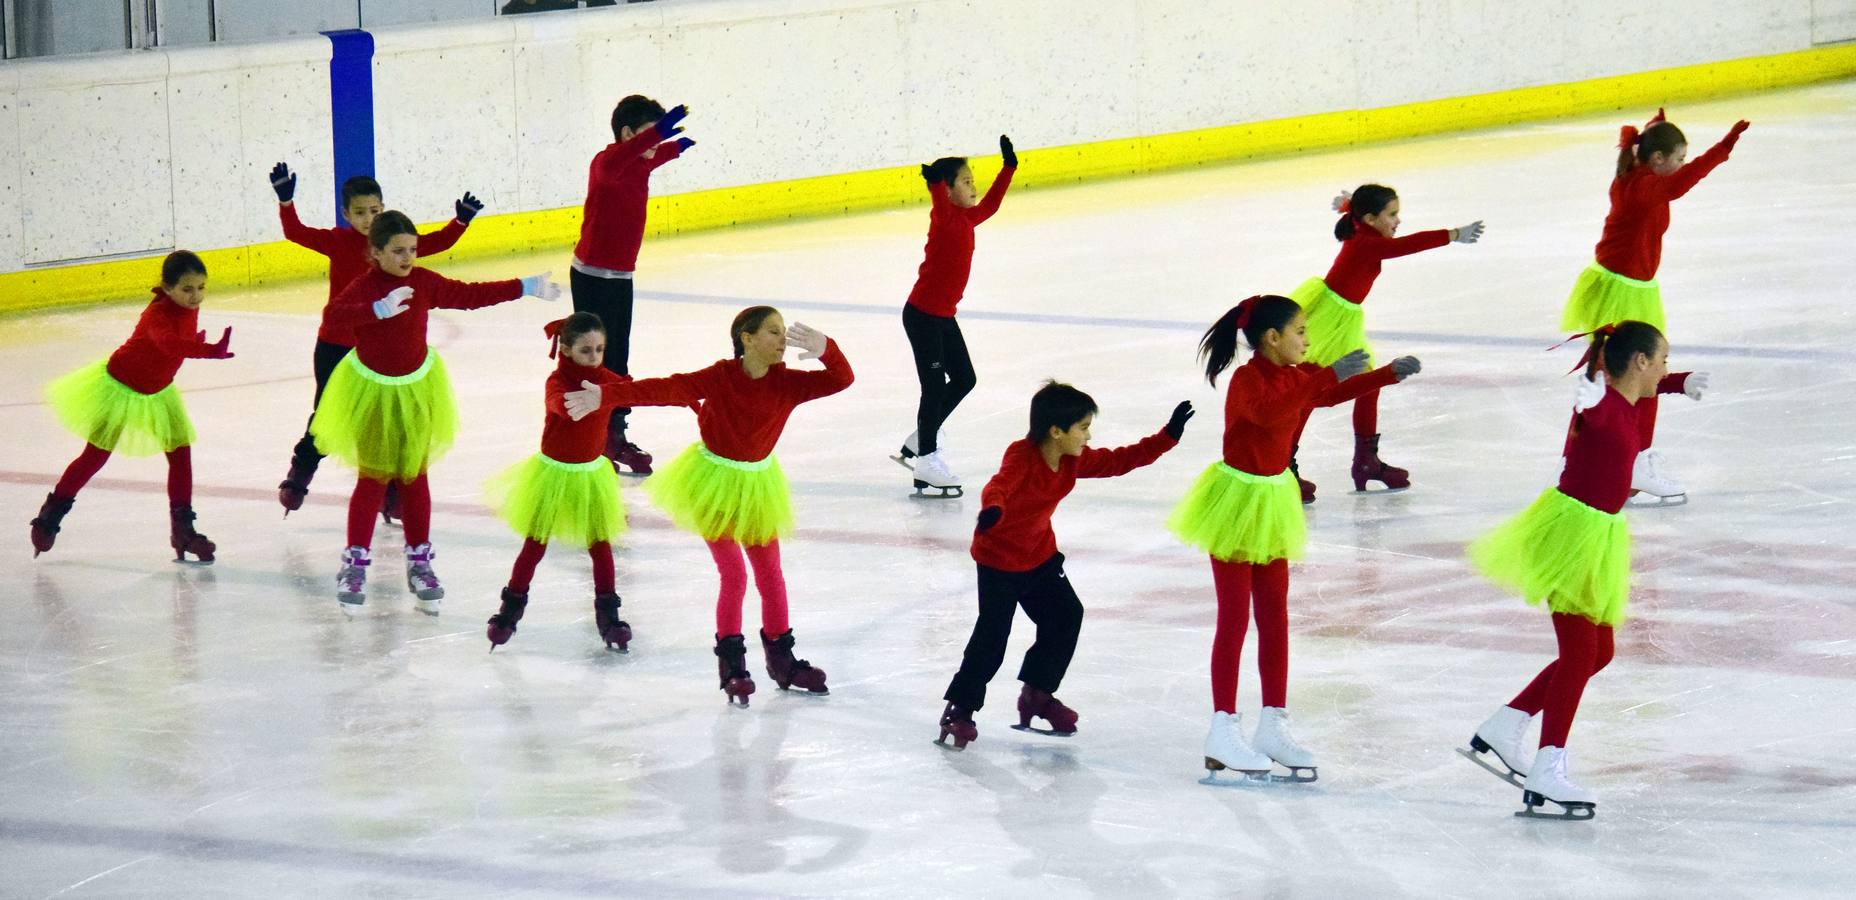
[1561,109,1747,502]
[312,211,560,613]
[1170,295,1421,783]
[936,383,1191,750]
[31,251,233,563]
[601,307,853,707]
[895,135,1017,497]
[484,313,634,652]
[1462,321,1706,821]
[1287,186,1479,500]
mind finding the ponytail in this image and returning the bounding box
[1568,320,1663,379]
[545,312,606,359]
[1199,294,1301,386]
[1334,184,1397,241]
[1616,120,1687,177]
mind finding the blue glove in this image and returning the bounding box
[454,192,483,224]
[1000,134,1017,168]
[270,162,296,203]
[655,104,689,137]
[675,137,695,152]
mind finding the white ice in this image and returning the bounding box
[4,81,1855,899]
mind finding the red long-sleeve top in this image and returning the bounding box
[1322,228,1451,304]
[602,340,853,462]
[277,203,467,345]
[539,359,632,463]
[1592,132,1735,281]
[1221,356,1400,475]
[904,167,1015,317]
[323,267,522,377]
[105,288,220,394]
[1557,373,1689,513]
[971,430,1178,572]
[571,125,683,273]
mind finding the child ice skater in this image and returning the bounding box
[1461,321,1707,821]
[1170,295,1421,783]
[935,383,1192,750]
[31,251,233,562]
[570,95,695,476]
[601,307,852,706]
[895,135,1018,498]
[270,165,481,515]
[1285,185,1479,500]
[484,313,635,651]
[1560,109,1747,502]
[313,211,560,613]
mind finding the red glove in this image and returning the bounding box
[1722,119,1750,150]
[201,326,234,360]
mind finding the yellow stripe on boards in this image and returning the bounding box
[6,41,1855,314]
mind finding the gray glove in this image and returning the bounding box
[1331,349,1370,382]
[1390,356,1422,380]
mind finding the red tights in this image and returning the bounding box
[346,474,432,547]
[1508,612,1615,748]
[1209,557,1290,712]
[707,538,790,638]
[505,537,616,595]
[54,443,193,506]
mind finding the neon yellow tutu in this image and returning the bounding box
[45,360,194,456]
[1467,488,1632,626]
[1561,262,1664,334]
[1168,462,1306,564]
[1291,276,1375,368]
[486,453,626,547]
[644,443,793,546]
[310,350,457,482]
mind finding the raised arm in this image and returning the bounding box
[1658,121,1747,201]
[1075,429,1178,479]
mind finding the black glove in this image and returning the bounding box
[921,163,941,185]
[1390,356,1422,381]
[1164,400,1194,440]
[454,191,483,224]
[270,162,296,203]
[1000,134,1017,168]
[976,506,1003,533]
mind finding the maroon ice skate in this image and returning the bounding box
[29,492,75,558]
[608,440,653,476]
[760,628,828,695]
[1013,685,1078,737]
[1351,433,1410,492]
[936,702,979,750]
[594,592,631,652]
[278,445,318,515]
[1290,445,1316,505]
[169,505,215,564]
[486,588,528,650]
[715,634,756,707]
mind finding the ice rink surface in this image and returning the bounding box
[3,81,1854,898]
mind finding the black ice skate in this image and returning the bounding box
[760,628,828,694]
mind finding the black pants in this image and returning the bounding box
[571,269,636,433]
[943,554,1084,711]
[902,304,975,456]
[290,339,355,469]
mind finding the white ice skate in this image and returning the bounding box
[405,542,445,614]
[1628,449,1687,506]
[911,450,963,499]
[1251,706,1319,783]
[890,428,947,471]
[1517,746,1597,821]
[336,546,370,611]
[1458,705,1534,788]
[1200,711,1273,785]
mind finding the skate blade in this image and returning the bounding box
[1456,746,1526,789]
[1348,485,1410,495]
[1009,724,1075,738]
[911,483,964,499]
[415,599,443,616]
[1270,767,1318,784]
[1200,765,1272,786]
[933,735,971,752]
[775,685,830,696]
[1627,492,1688,508]
[171,556,214,567]
[1514,803,1595,821]
[889,453,916,472]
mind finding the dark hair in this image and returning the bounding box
[730,305,781,357]
[1586,320,1665,380]
[1618,121,1687,177]
[367,210,418,250]
[926,156,969,184]
[611,94,667,140]
[558,311,606,350]
[341,175,383,208]
[1198,295,1302,386]
[160,250,207,286]
[1335,184,1397,240]
[1027,381,1098,443]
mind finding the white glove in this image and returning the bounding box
[372,286,413,319]
[563,380,601,421]
[1573,373,1606,413]
[1331,189,1352,212]
[1452,220,1485,244]
[521,272,562,301]
[1684,372,1709,401]
[786,321,828,361]
[1330,349,1370,382]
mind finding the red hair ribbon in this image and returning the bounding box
[1233,296,1260,330]
[1337,197,1352,214]
[1617,125,1640,150]
[542,317,569,359]
[1548,323,1617,374]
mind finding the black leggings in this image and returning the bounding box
[943,554,1084,711]
[570,269,636,431]
[290,339,355,468]
[902,303,975,455]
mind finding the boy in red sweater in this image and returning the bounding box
[935,383,1192,750]
[570,95,695,477]
[270,165,482,515]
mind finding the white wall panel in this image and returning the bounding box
[0,66,21,273]
[1816,0,1856,44]
[372,24,523,228]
